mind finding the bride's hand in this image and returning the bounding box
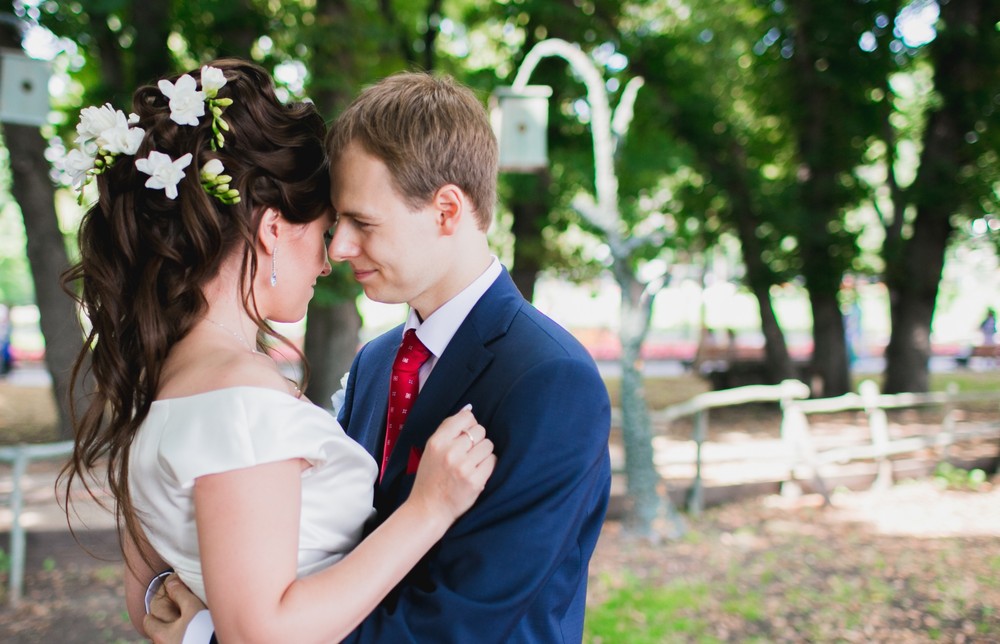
[408,406,496,524]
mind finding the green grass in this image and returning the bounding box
[930,371,1000,394]
[584,574,773,643]
[584,580,719,643]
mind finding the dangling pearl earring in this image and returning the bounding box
[270,244,278,286]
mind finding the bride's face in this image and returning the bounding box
[257,213,334,324]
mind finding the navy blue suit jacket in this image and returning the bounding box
[337,269,611,643]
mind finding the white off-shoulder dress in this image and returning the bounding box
[129,386,378,603]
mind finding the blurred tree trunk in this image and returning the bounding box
[884,0,999,393]
[0,16,84,439]
[808,289,850,395]
[786,1,858,398]
[204,0,258,61]
[129,0,172,85]
[720,144,796,384]
[508,171,550,302]
[303,287,361,408]
[628,52,797,388]
[302,0,364,406]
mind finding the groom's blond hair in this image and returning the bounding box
[327,72,498,231]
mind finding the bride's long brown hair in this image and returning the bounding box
[59,59,331,560]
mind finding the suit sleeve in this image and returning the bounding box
[342,356,612,643]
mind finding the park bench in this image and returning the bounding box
[955,344,998,368]
[685,344,809,390]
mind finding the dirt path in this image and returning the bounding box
[1,478,998,642]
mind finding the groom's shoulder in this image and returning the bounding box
[507,300,594,364]
[357,325,404,360]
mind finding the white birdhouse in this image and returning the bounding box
[490,85,552,173]
[0,51,50,127]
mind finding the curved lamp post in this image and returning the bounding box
[493,39,682,537]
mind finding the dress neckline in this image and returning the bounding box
[151,385,304,406]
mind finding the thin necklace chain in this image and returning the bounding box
[204,318,259,354]
[201,317,302,398]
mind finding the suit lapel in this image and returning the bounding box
[378,269,525,490]
[352,331,400,459]
[378,331,494,486]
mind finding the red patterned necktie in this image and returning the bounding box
[382,329,432,479]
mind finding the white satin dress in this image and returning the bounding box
[129,386,377,602]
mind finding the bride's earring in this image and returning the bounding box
[270,244,278,286]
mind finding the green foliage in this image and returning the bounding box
[22,0,1000,300]
[933,462,988,491]
[0,142,34,304]
[0,254,34,305]
[8,0,1000,398]
[310,261,361,307]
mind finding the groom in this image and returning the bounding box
[151,72,611,643]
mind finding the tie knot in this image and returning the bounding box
[394,329,432,372]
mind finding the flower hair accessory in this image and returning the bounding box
[159,66,233,151]
[63,65,241,205]
[200,159,241,205]
[136,151,192,200]
[63,104,145,204]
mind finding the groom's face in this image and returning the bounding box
[329,142,449,315]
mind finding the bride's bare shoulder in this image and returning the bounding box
[157,342,292,400]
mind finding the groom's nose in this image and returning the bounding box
[328,219,359,262]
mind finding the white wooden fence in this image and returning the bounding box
[615,379,1000,516]
[0,441,73,605]
[781,380,1000,503]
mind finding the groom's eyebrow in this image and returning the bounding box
[336,209,377,223]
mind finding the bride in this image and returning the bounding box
[60,59,495,642]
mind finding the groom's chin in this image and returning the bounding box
[362,287,405,306]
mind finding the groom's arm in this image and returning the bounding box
[343,356,612,643]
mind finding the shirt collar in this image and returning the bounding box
[403,256,502,358]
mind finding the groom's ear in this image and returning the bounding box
[432,184,465,236]
[257,208,283,255]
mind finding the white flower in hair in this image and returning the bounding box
[77,138,99,157]
[201,158,225,176]
[77,104,143,154]
[199,158,241,205]
[63,149,96,188]
[99,115,146,155]
[76,103,120,143]
[200,66,227,95]
[135,151,193,200]
[68,103,146,203]
[158,74,206,126]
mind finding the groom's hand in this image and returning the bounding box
[145,574,206,644]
